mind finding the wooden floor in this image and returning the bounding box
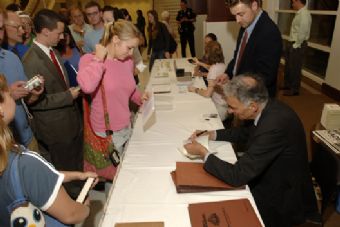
[277,70,340,227]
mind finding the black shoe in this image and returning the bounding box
[283,90,299,96]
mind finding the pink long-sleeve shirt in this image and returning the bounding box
[77,54,142,132]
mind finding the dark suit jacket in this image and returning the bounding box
[22,43,82,145]
[226,11,282,97]
[204,99,318,227]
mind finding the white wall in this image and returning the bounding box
[203,21,239,64]
[194,15,207,58]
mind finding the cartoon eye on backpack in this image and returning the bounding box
[10,202,45,227]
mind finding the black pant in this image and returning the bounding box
[38,131,84,199]
[180,31,196,58]
[284,41,307,93]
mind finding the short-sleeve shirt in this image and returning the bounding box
[0,150,64,226]
[207,63,227,106]
[176,8,196,33]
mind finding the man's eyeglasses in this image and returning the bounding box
[86,11,99,17]
[5,21,24,31]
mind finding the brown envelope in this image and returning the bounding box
[171,162,244,193]
[188,199,262,227]
[115,222,164,227]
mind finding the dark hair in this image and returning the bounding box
[181,0,188,4]
[147,10,160,39]
[33,9,63,33]
[120,8,132,21]
[115,8,125,20]
[137,9,143,17]
[5,3,21,12]
[300,0,307,5]
[229,0,262,7]
[205,33,217,41]
[103,5,114,13]
[84,1,101,11]
[55,24,77,55]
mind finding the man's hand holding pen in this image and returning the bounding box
[190,130,215,140]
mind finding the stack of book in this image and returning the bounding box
[171,162,244,193]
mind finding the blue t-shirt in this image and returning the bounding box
[83,27,104,53]
[0,48,33,146]
[0,150,64,226]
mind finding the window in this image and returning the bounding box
[276,0,339,79]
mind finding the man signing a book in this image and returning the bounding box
[184,74,320,227]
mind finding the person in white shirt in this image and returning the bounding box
[282,0,311,96]
[188,41,228,121]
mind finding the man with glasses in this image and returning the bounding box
[0,8,42,151]
[3,10,29,58]
[83,1,104,53]
[69,6,92,52]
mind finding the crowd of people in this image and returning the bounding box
[0,0,318,226]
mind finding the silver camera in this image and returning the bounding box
[25,75,42,91]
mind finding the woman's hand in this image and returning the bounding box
[94,44,108,61]
[141,92,150,104]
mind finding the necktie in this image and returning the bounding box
[236,30,248,73]
[49,49,66,86]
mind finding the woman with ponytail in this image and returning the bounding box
[77,20,148,156]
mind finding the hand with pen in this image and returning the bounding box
[190,130,215,140]
[184,130,215,160]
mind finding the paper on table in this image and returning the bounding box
[178,135,209,160]
[141,93,156,131]
[152,84,171,94]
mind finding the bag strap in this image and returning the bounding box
[99,82,112,136]
[7,152,27,214]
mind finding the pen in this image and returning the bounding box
[196,130,207,137]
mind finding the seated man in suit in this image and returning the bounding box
[218,0,282,97]
[184,74,320,227]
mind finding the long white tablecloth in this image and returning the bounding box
[99,59,264,227]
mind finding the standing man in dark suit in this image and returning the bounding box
[185,74,320,227]
[219,0,282,97]
[22,9,83,198]
[176,0,196,58]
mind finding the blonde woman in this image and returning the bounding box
[0,75,97,226]
[77,20,148,155]
[188,41,228,121]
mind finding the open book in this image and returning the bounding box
[188,199,262,227]
[171,162,245,193]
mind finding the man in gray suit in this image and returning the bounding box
[22,9,83,198]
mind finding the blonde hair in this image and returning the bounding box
[0,75,17,175]
[100,19,140,46]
